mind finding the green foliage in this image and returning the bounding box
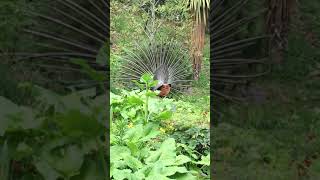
[216,51,320,179]
[110,0,193,82]
[172,127,210,176]
[0,64,36,106]
[0,0,31,51]
[172,127,209,155]
[111,73,210,179]
[0,60,109,179]
[0,84,107,179]
[111,135,196,179]
[157,0,190,22]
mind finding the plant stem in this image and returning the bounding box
[145,85,149,124]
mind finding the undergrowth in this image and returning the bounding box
[110,74,210,180]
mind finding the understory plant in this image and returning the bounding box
[110,73,210,180]
[0,85,108,179]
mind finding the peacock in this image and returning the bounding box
[5,0,269,100]
[118,40,193,97]
[119,0,269,99]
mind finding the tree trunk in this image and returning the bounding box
[191,20,205,80]
[265,0,296,64]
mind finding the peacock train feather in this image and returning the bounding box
[12,0,109,90]
[118,40,193,95]
[210,0,270,102]
[4,0,269,100]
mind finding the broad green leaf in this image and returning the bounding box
[155,111,173,120]
[110,146,131,162]
[145,150,161,164]
[146,161,165,177]
[80,138,99,154]
[145,138,177,166]
[159,138,177,165]
[33,85,61,107]
[123,154,143,170]
[45,145,84,178]
[111,159,127,170]
[58,93,90,114]
[0,96,21,135]
[0,96,39,135]
[15,142,33,160]
[8,106,40,129]
[56,110,104,138]
[177,143,198,159]
[111,93,123,104]
[140,126,160,142]
[127,141,139,156]
[123,124,143,142]
[132,80,145,90]
[140,73,153,83]
[174,155,191,165]
[146,174,172,180]
[194,154,210,166]
[120,110,129,119]
[127,107,137,118]
[137,147,150,159]
[146,91,157,97]
[133,171,146,180]
[171,172,197,180]
[70,158,105,180]
[127,96,144,105]
[162,166,188,176]
[35,160,61,180]
[149,80,159,88]
[112,169,132,180]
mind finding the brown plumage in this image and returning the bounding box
[158,84,171,97]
